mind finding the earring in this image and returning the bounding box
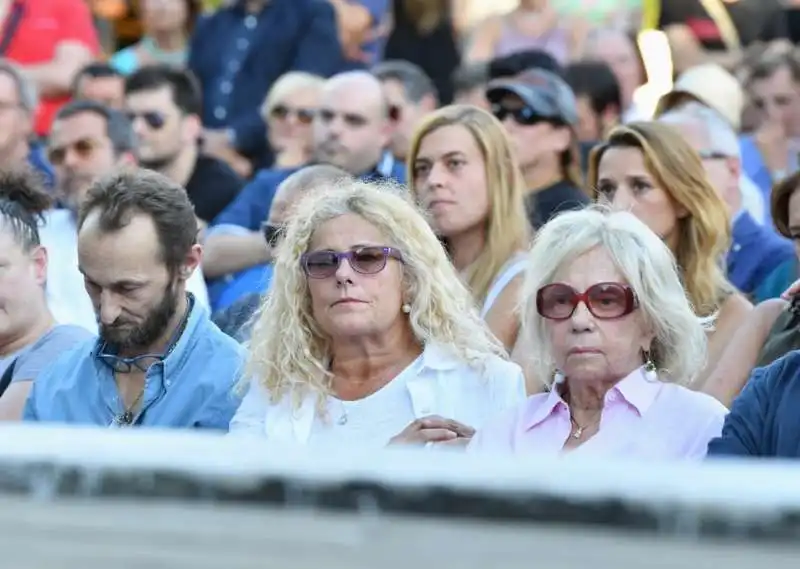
[401,303,411,314]
[642,348,656,372]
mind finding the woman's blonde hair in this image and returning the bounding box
[406,105,530,304]
[260,71,325,119]
[520,206,709,386]
[587,121,733,317]
[245,179,505,406]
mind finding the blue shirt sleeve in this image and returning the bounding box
[210,169,295,231]
[706,365,775,457]
[290,0,344,76]
[356,0,390,24]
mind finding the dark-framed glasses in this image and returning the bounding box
[301,246,403,279]
[97,351,163,374]
[261,222,285,247]
[491,103,547,126]
[536,282,638,321]
[125,110,166,130]
[697,150,729,162]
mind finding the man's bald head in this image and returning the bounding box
[322,71,388,118]
[313,72,391,174]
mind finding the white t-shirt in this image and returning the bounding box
[307,355,421,448]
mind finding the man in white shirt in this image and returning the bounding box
[40,100,209,334]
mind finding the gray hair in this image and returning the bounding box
[519,206,709,387]
[371,60,439,104]
[659,101,741,160]
[0,61,37,113]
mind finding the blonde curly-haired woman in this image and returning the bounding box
[229,180,526,448]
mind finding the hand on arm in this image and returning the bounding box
[387,415,475,446]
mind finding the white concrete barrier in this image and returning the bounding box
[0,424,797,567]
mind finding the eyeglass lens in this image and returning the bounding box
[537,282,635,320]
[303,246,393,279]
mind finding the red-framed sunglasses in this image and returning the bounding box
[536,282,638,321]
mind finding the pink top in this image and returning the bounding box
[469,367,727,460]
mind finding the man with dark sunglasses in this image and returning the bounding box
[202,71,404,285]
[486,68,589,231]
[371,60,438,163]
[212,164,351,341]
[124,65,242,225]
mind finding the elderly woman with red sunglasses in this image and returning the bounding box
[469,207,727,459]
[229,179,526,447]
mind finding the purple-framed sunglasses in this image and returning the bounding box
[301,246,403,279]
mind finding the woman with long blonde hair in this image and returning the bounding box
[229,179,525,446]
[407,105,530,351]
[587,121,752,387]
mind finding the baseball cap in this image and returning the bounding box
[486,68,578,126]
[654,64,744,130]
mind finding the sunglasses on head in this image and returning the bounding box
[47,138,100,166]
[301,246,403,279]
[491,103,550,126]
[261,222,285,247]
[269,104,315,125]
[536,282,638,321]
[125,110,166,129]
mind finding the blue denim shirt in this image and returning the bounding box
[23,299,245,430]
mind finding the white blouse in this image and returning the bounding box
[228,343,526,447]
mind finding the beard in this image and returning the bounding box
[99,282,180,351]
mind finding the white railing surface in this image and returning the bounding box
[0,424,798,568]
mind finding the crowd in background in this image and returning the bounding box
[0,0,800,457]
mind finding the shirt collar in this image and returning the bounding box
[418,342,465,372]
[521,366,662,430]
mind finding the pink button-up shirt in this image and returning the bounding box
[469,367,728,460]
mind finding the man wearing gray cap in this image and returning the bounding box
[486,68,590,230]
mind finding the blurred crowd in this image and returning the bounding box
[0,0,798,458]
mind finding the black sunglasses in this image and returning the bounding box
[492,103,550,126]
[301,246,403,279]
[126,110,166,130]
[261,222,285,247]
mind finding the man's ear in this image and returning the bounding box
[178,244,202,282]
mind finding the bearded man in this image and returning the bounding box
[24,170,243,429]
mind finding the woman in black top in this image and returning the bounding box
[383,0,461,104]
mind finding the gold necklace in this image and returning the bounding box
[116,386,146,426]
[569,415,600,440]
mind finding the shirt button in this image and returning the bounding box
[245,15,257,29]
[732,243,741,252]
[237,38,249,50]
[165,380,172,387]
[220,81,232,95]
[214,106,227,120]
[228,60,240,73]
